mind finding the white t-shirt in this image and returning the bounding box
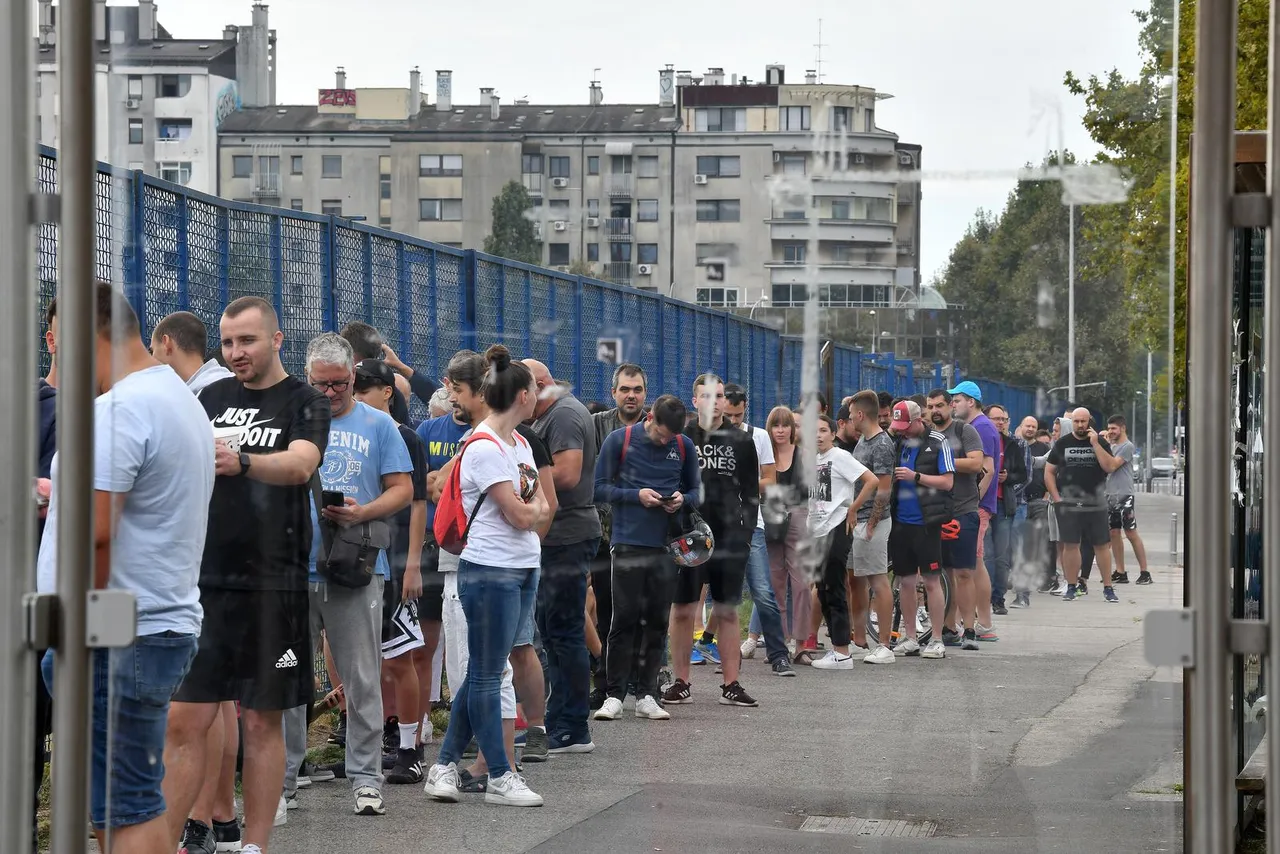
[809,446,870,537]
[459,422,542,568]
[742,423,775,529]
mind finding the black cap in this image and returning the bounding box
[354,359,397,390]
[836,403,852,422]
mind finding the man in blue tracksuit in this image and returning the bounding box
[592,395,702,721]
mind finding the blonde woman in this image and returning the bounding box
[758,406,810,659]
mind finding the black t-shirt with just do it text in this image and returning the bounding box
[200,375,332,591]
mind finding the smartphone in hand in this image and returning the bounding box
[322,490,346,508]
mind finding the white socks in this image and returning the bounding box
[399,722,418,750]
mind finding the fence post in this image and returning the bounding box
[360,230,373,324]
[175,192,190,315]
[396,241,411,358]
[323,217,338,331]
[573,274,584,395]
[461,250,477,353]
[128,171,147,324]
[270,214,284,327]
[523,268,532,356]
[217,207,230,319]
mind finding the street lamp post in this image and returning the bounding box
[869,309,879,354]
[1068,203,1076,399]
[749,294,769,319]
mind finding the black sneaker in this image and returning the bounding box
[522,727,549,763]
[942,628,962,647]
[318,760,347,779]
[661,679,692,704]
[1113,572,1130,584]
[588,688,607,710]
[771,659,797,677]
[382,716,400,754]
[1009,592,1031,609]
[212,818,240,852]
[1077,579,1089,596]
[386,747,423,784]
[1136,571,1154,585]
[328,711,347,746]
[719,681,759,707]
[431,698,451,713]
[961,629,980,651]
[1037,578,1058,594]
[457,768,487,794]
[992,599,1009,616]
[382,750,397,770]
[299,759,335,785]
[179,818,216,854]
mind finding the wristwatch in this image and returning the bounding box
[914,472,921,485]
[238,452,252,476]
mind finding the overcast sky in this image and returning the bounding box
[151,0,1146,279]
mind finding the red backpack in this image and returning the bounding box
[433,432,501,555]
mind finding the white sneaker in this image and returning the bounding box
[755,636,766,648]
[273,796,288,827]
[1049,580,1066,596]
[421,719,434,745]
[593,697,624,720]
[864,644,895,665]
[740,638,756,659]
[485,771,544,807]
[786,638,797,659]
[424,762,460,802]
[242,846,263,854]
[635,695,671,720]
[354,786,385,816]
[811,650,854,670]
[922,640,946,659]
[283,793,298,810]
[895,637,921,656]
[851,643,869,653]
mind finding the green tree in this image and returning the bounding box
[568,257,594,277]
[482,181,541,264]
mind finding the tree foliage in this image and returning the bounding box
[482,181,541,265]
[567,257,594,277]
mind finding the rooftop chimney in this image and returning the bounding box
[38,0,54,46]
[805,69,817,84]
[705,67,725,86]
[93,0,106,41]
[658,66,675,107]
[223,24,238,40]
[336,66,346,89]
[409,67,421,117]
[137,0,157,41]
[589,80,603,106]
[766,63,785,85]
[435,70,452,111]
[489,91,500,120]
[676,70,693,88]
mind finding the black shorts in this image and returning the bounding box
[174,588,312,711]
[1056,504,1111,546]
[418,542,445,623]
[889,522,943,576]
[673,535,749,606]
[1107,495,1138,531]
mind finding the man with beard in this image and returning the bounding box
[947,382,1000,642]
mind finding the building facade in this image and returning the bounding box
[217,64,928,349]
[35,0,275,195]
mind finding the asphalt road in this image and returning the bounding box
[271,493,1187,854]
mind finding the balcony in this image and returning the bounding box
[252,173,281,199]
[604,218,632,241]
[605,173,633,197]
[789,134,898,156]
[768,217,896,244]
[793,174,895,200]
[604,262,632,286]
[766,263,896,288]
[522,173,544,196]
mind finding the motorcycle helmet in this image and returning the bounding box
[668,510,715,567]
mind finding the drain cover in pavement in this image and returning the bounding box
[798,815,937,837]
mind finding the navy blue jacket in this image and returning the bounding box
[594,424,701,549]
[37,379,56,479]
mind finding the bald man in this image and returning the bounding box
[521,360,602,754]
[1044,408,1123,603]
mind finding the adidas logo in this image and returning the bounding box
[275,649,298,669]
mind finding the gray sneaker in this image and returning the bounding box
[522,727,549,763]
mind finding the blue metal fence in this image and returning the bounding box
[35,146,1042,420]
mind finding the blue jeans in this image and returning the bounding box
[745,527,788,664]
[537,539,595,744]
[438,560,536,778]
[988,501,1027,603]
[42,632,198,830]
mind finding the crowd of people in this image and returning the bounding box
[30,285,1154,853]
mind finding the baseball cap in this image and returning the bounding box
[354,358,397,390]
[835,403,852,422]
[890,400,921,431]
[946,380,983,401]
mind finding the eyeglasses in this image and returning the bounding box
[311,380,350,392]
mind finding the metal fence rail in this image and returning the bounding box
[34,145,1041,418]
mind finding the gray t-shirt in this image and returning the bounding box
[1106,439,1135,497]
[940,419,983,515]
[852,430,896,523]
[532,394,602,546]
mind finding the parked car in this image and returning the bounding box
[1150,456,1176,478]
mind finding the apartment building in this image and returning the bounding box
[217,64,930,352]
[35,0,275,194]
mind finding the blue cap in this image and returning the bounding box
[946,380,983,401]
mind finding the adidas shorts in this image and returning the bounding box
[382,573,425,660]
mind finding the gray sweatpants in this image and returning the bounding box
[284,577,385,795]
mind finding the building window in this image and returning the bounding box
[158,162,192,185]
[637,156,659,179]
[780,106,811,131]
[291,155,303,174]
[232,155,252,178]
[830,200,851,220]
[587,156,600,175]
[548,243,570,266]
[696,243,738,264]
[587,243,599,262]
[322,155,343,178]
[128,118,144,145]
[548,156,570,178]
[781,208,806,220]
[321,200,343,216]
[694,107,745,132]
[780,154,805,176]
[695,155,740,178]
[695,288,739,307]
[864,198,892,221]
[830,106,852,132]
[782,244,806,264]
[638,243,659,265]
[771,284,808,306]
[865,109,875,132]
[610,243,632,263]
[419,198,462,221]
[259,155,280,177]
[637,199,659,222]
[695,199,740,222]
[290,199,304,211]
[157,118,191,140]
[419,154,463,177]
[522,154,543,174]
[610,155,632,174]
[586,199,599,217]
[379,155,391,201]
[548,200,570,221]
[158,74,192,98]
[127,75,143,98]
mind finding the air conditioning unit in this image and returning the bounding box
[586,217,600,228]
[637,264,653,276]
[125,97,141,110]
[898,152,913,166]
[693,174,709,185]
[553,220,567,231]
[551,177,569,188]
[852,153,866,164]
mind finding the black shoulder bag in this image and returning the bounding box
[310,475,391,588]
